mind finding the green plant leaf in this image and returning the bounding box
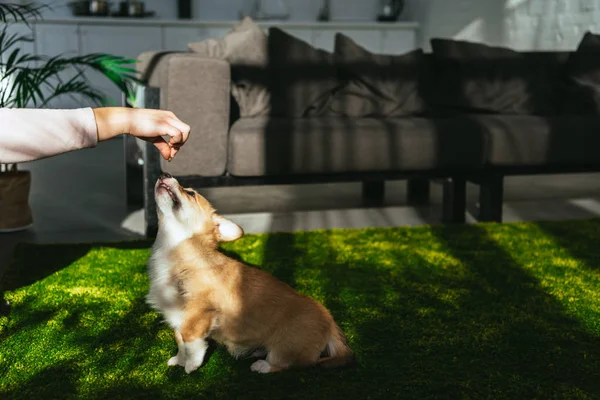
[5,48,21,71]
[39,75,106,108]
[0,12,139,110]
[0,3,48,26]
[0,32,34,54]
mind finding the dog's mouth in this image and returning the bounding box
[157,182,180,208]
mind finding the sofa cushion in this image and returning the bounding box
[188,17,271,118]
[562,32,600,115]
[429,38,563,115]
[267,27,340,118]
[227,117,485,176]
[325,33,430,118]
[463,115,600,166]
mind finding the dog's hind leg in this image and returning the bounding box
[250,359,281,373]
[250,346,287,373]
[251,348,267,358]
[250,345,320,373]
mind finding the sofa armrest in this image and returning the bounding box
[136,51,231,177]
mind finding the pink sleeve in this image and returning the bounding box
[0,108,98,164]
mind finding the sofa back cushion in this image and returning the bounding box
[188,17,271,118]
[266,27,340,118]
[326,33,430,117]
[429,38,566,116]
[561,31,600,115]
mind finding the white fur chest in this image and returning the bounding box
[146,245,185,330]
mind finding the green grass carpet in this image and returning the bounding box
[1,220,600,399]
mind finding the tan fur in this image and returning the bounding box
[147,174,354,374]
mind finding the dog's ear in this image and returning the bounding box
[213,214,244,242]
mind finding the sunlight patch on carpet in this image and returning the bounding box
[1,220,600,399]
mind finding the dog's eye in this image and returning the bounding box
[184,189,195,197]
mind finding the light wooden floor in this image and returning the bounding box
[3,137,600,276]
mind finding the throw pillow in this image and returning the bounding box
[188,17,270,118]
[561,31,600,115]
[429,38,561,115]
[267,27,340,118]
[326,33,429,117]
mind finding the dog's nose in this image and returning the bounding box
[159,172,172,180]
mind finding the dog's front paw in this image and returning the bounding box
[185,359,203,374]
[168,355,185,367]
[183,339,207,374]
[250,360,273,374]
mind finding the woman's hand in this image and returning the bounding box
[93,107,191,161]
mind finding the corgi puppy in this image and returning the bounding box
[146,173,354,374]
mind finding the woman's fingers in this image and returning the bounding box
[153,139,172,160]
[167,118,191,144]
[124,108,191,160]
[160,122,184,146]
[153,131,183,160]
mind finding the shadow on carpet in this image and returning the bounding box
[1,220,599,399]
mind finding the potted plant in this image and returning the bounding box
[0,2,139,232]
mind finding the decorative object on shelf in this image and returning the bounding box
[240,0,290,21]
[112,1,155,18]
[68,0,156,18]
[377,0,404,22]
[177,0,192,19]
[67,0,111,17]
[317,0,330,22]
[118,1,142,16]
[0,2,139,232]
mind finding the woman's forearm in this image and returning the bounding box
[0,107,190,164]
[0,107,98,164]
[93,107,132,141]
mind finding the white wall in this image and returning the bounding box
[33,0,600,51]
[404,0,600,51]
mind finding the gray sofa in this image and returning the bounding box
[129,31,600,237]
[130,52,483,237]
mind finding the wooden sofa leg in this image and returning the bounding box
[407,179,430,205]
[124,135,144,208]
[479,175,504,223]
[122,94,140,208]
[144,197,159,238]
[442,177,466,223]
[125,164,143,207]
[143,142,160,238]
[362,180,385,207]
[140,86,161,238]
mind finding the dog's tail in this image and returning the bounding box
[315,323,355,368]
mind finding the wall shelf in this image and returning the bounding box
[33,17,419,30]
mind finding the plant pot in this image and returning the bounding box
[0,171,33,233]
